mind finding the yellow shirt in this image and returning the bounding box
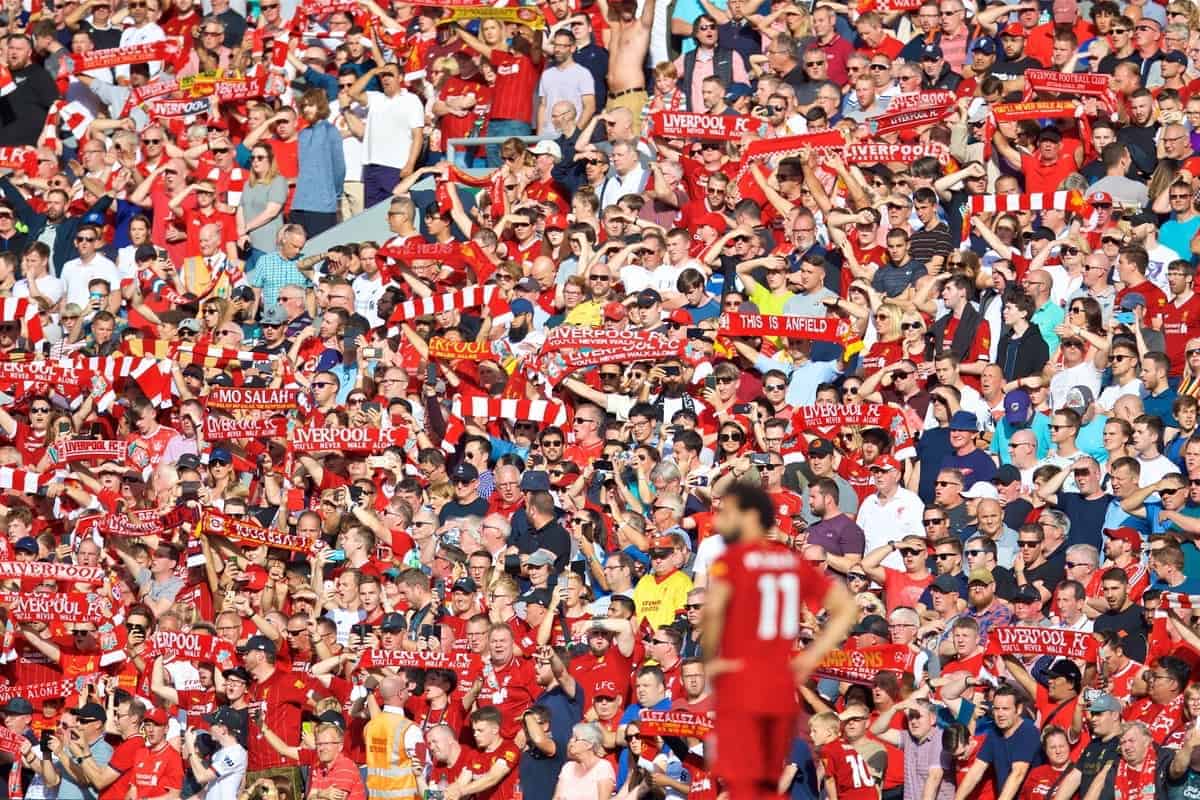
[634,570,694,629]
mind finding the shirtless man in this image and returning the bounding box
[606,0,655,134]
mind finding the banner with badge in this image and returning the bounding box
[204,415,289,441]
[650,111,758,141]
[0,561,105,584]
[0,592,111,624]
[200,511,313,553]
[144,631,237,664]
[47,439,125,464]
[813,644,917,685]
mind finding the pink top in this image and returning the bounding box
[556,758,617,800]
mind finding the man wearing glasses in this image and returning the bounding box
[60,224,118,311]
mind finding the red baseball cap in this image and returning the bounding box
[669,308,692,325]
[1104,527,1142,551]
[871,455,902,472]
[603,301,627,321]
[1091,191,1113,205]
[1000,22,1026,37]
[545,213,569,230]
[144,707,168,726]
[693,212,727,233]
[237,564,269,592]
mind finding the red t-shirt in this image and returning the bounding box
[99,736,145,800]
[429,745,478,788]
[1154,293,1200,376]
[476,657,539,739]
[1018,764,1069,800]
[1021,153,1080,194]
[488,51,538,123]
[882,567,932,613]
[465,740,521,800]
[818,739,877,800]
[133,742,184,795]
[437,76,482,145]
[1116,280,1169,318]
[247,668,313,770]
[861,339,903,375]
[1123,694,1184,744]
[709,541,832,714]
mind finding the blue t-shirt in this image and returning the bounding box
[1057,492,1112,551]
[786,738,819,800]
[941,447,997,488]
[617,698,673,785]
[979,718,1042,790]
[1161,215,1200,261]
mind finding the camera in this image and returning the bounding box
[750,453,771,466]
[503,554,523,576]
[350,623,372,638]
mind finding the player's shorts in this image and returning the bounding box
[708,709,797,784]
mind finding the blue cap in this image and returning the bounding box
[209,447,232,465]
[1004,389,1032,427]
[315,349,343,372]
[725,82,753,102]
[971,36,997,55]
[949,411,978,431]
[510,298,534,316]
[920,42,943,60]
[13,537,37,554]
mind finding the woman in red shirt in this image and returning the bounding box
[862,302,905,375]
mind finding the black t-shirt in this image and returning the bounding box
[438,495,489,524]
[1056,493,1112,551]
[1094,603,1150,662]
[990,55,1042,82]
[1098,50,1143,77]
[1076,735,1119,800]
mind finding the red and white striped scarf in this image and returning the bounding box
[205,165,247,206]
[0,299,44,343]
[385,284,497,336]
[963,190,1091,243]
[450,395,568,426]
[0,466,51,494]
[39,100,94,150]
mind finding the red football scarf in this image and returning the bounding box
[200,510,313,553]
[813,644,917,685]
[985,625,1098,660]
[451,395,568,426]
[718,313,850,341]
[650,111,759,141]
[203,415,288,441]
[376,241,470,267]
[290,426,407,452]
[870,105,953,137]
[76,510,164,538]
[0,592,111,624]
[47,439,125,464]
[146,97,212,119]
[360,649,475,669]
[72,40,183,73]
[205,387,300,411]
[385,284,500,337]
[145,631,237,664]
[0,467,51,495]
[638,710,714,738]
[0,561,105,584]
[886,90,956,114]
[964,190,1091,244]
[542,326,685,354]
[1022,69,1119,114]
[844,141,951,165]
[428,337,492,360]
[0,147,38,175]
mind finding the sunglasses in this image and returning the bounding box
[898,547,923,557]
[718,433,743,442]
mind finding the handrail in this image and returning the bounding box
[446,135,542,169]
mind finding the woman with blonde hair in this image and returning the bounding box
[1180,336,1200,397]
[237,144,287,268]
[861,301,904,374]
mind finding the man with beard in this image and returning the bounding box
[535,29,594,135]
[702,484,856,800]
[0,180,115,273]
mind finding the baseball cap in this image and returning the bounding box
[919,42,943,60]
[1012,584,1041,604]
[1046,659,1082,685]
[1064,385,1095,414]
[177,453,201,471]
[962,482,999,500]
[13,537,37,554]
[209,447,232,465]
[930,575,960,594]
[143,707,168,726]
[520,470,551,492]
[871,455,901,472]
[526,548,556,567]
[852,614,890,639]
[0,698,33,715]
[1141,2,1166,27]
[971,36,997,54]
[668,308,692,326]
[725,82,753,102]
[649,535,675,552]
[545,213,568,230]
[515,277,540,293]
[206,706,245,733]
[380,612,406,632]
[636,288,662,307]
[1128,211,1158,228]
[1090,191,1113,205]
[238,635,276,657]
[603,301,627,321]
[179,318,201,334]
[1105,526,1142,551]
[1004,389,1032,426]
[949,411,978,431]
[510,298,535,317]
[1164,50,1188,65]
[316,710,346,728]
[967,567,995,584]
[520,588,551,607]
[450,462,479,482]
[992,465,1021,486]
[1030,226,1056,241]
[809,439,834,458]
[75,703,106,723]
[1120,292,1147,311]
[451,578,477,594]
[593,680,621,698]
[1088,693,1123,713]
[528,140,562,160]
[260,305,288,326]
[222,666,251,682]
[1000,22,1026,37]
[135,244,159,262]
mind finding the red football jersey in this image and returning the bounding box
[709,540,832,713]
[818,739,878,800]
[466,740,521,800]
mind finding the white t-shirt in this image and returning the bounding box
[855,487,925,571]
[330,98,366,182]
[620,263,684,294]
[12,274,64,307]
[206,744,247,800]
[61,254,119,309]
[352,272,385,326]
[362,90,425,169]
[117,22,166,79]
[1138,454,1178,486]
